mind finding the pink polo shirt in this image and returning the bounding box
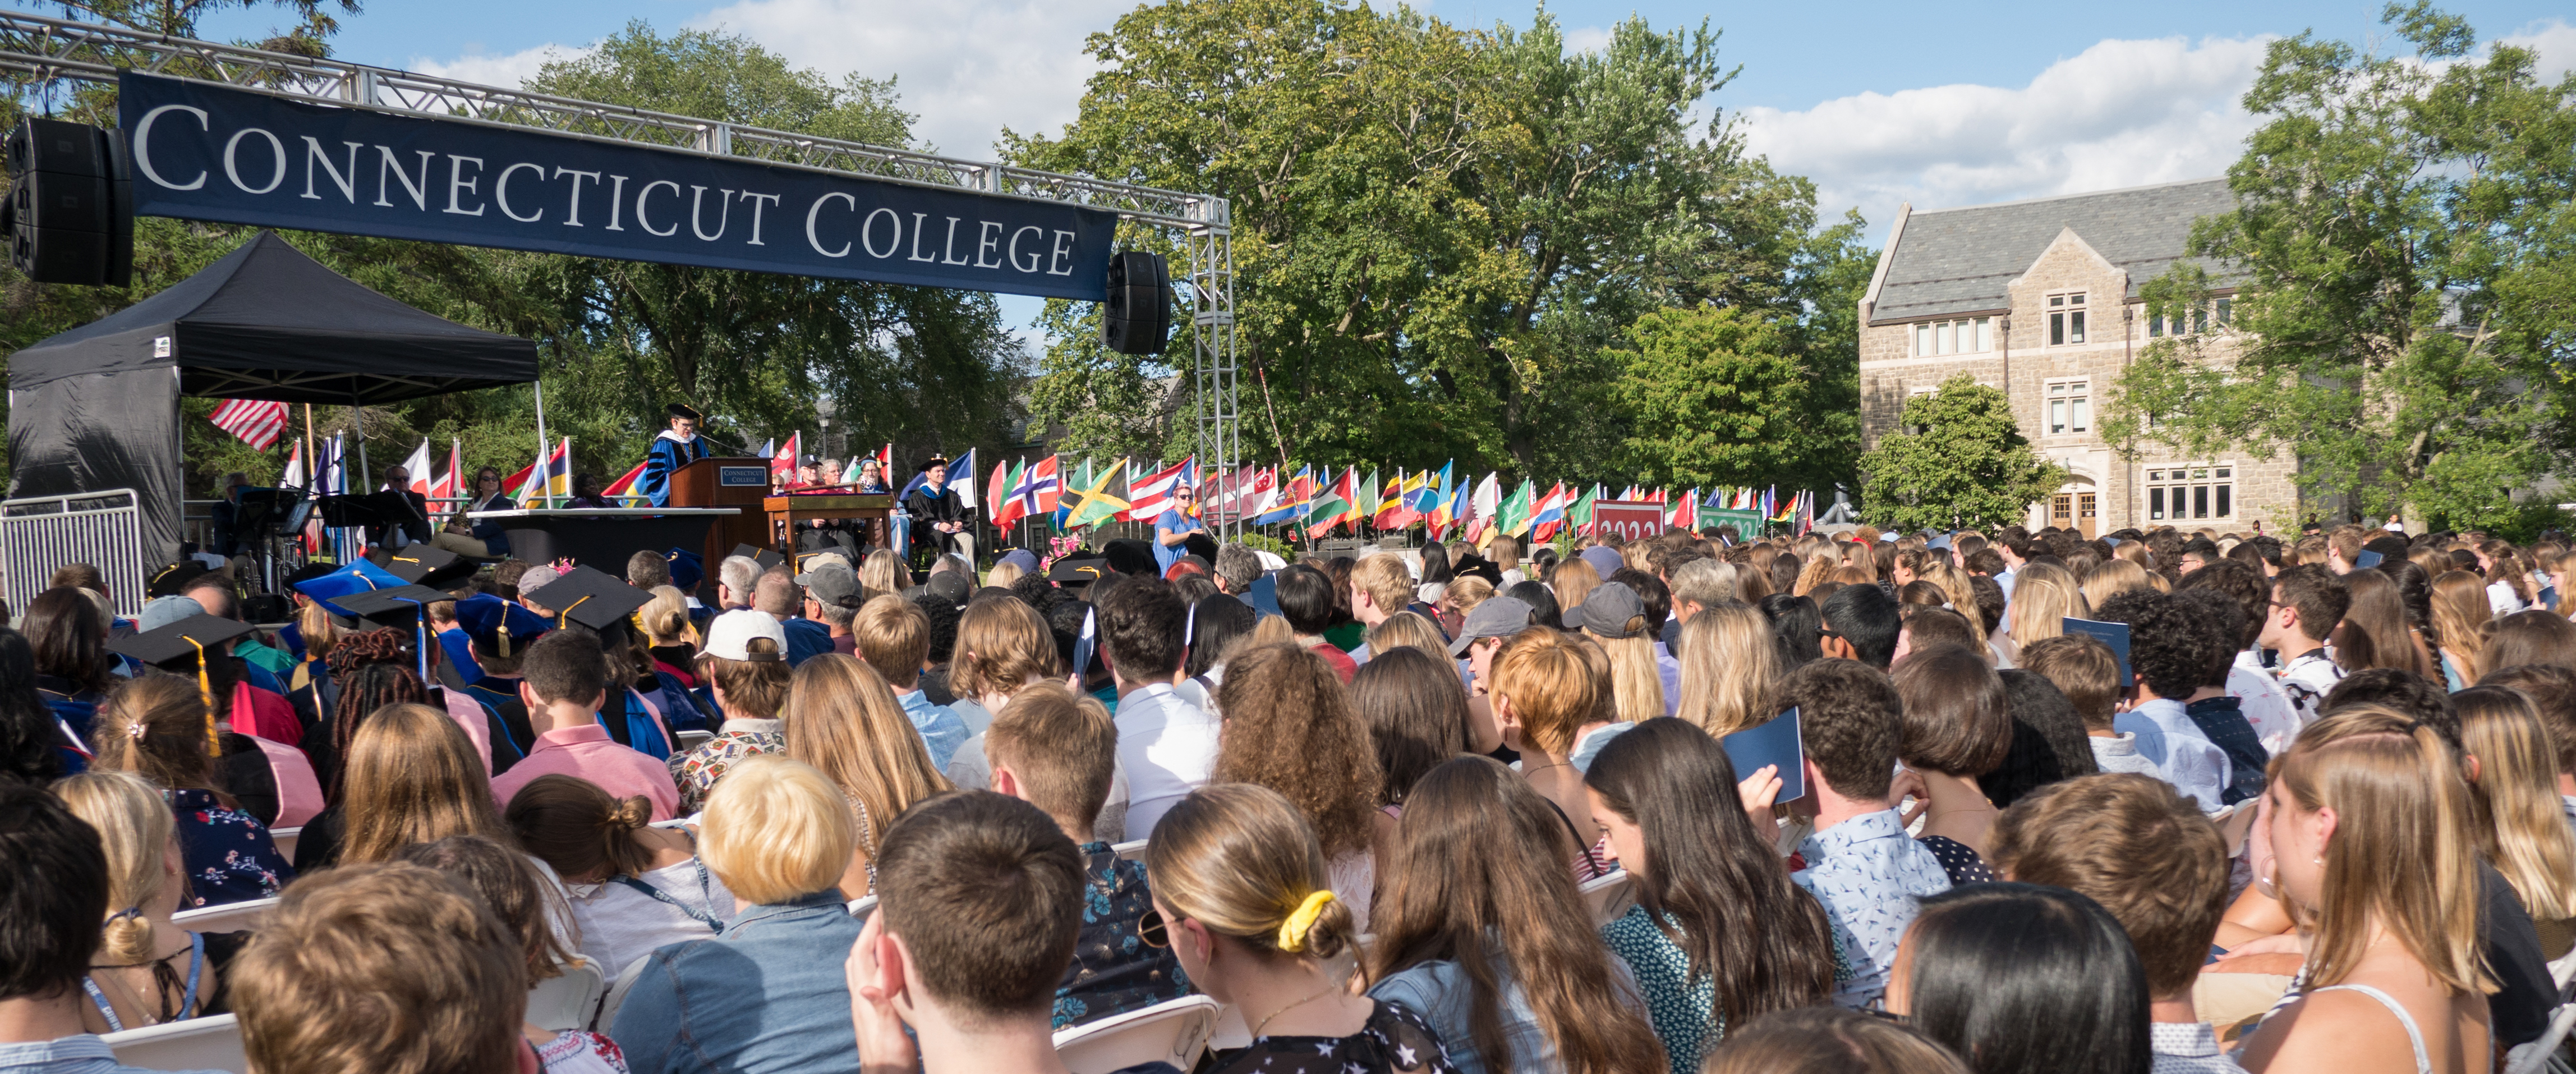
[490,723,682,821]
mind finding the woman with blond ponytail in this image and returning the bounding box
[2235,704,2496,1073]
[1147,783,1461,1073]
[2453,687,2576,957]
[507,773,737,975]
[91,674,293,906]
[51,769,251,1032]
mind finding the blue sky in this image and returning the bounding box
[157,0,2575,336]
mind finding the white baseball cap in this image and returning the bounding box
[704,609,788,662]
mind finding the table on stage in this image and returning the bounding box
[467,508,741,572]
[765,493,894,557]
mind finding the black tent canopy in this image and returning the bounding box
[8,231,540,561]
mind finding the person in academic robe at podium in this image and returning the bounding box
[904,457,973,564]
[433,466,515,560]
[638,402,712,508]
[365,465,433,550]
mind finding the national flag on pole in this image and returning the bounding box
[1568,483,1599,535]
[425,439,463,518]
[1252,467,1310,527]
[1468,472,1502,543]
[1233,466,1281,525]
[1667,489,1697,531]
[1053,458,1094,531]
[1377,471,1416,529]
[600,460,650,504]
[1025,455,1063,517]
[1499,479,1536,539]
[1060,458,1132,530]
[208,400,289,451]
[1354,470,1381,527]
[1121,457,1197,522]
[1305,469,1357,539]
[510,439,571,504]
[947,449,977,511]
[770,433,801,485]
[983,456,1010,519]
[397,439,434,497]
[1530,482,1569,542]
[1420,463,1455,534]
[878,444,894,483]
[993,458,1032,529]
[281,440,306,490]
[758,438,775,459]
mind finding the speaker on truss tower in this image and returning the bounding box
[1099,250,1172,356]
[2,117,132,288]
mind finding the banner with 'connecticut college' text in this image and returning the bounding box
[117,72,1118,300]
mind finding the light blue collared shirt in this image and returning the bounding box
[896,688,972,772]
[1791,809,1952,1009]
[2115,697,2231,811]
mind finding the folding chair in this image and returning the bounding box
[1112,838,1148,862]
[590,953,656,1034]
[267,825,300,862]
[527,958,606,1032]
[675,729,714,752]
[1580,870,1636,925]
[2504,1002,2576,1074]
[1052,995,1221,1074]
[848,894,878,919]
[103,1013,247,1074]
[171,897,277,934]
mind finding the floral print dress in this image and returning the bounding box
[165,788,292,907]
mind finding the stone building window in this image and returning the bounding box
[2048,292,2087,345]
[2146,463,2234,521]
[1913,316,1994,356]
[2046,379,2090,435]
[2148,297,2234,337]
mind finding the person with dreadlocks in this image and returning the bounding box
[316,631,430,799]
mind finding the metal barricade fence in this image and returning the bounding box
[0,489,146,619]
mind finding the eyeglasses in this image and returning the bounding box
[1819,627,1842,640]
[1138,907,1169,948]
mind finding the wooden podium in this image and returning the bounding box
[671,457,772,574]
[765,493,895,555]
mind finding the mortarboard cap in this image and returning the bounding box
[666,548,705,590]
[454,593,553,660]
[329,584,450,628]
[292,559,406,616]
[144,561,204,598]
[667,402,703,423]
[1048,557,1111,585]
[284,562,337,588]
[381,547,476,590]
[729,544,785,572]
[107,613,256,669]
[522,566,654,637]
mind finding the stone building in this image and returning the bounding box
[1855,178,2293,537]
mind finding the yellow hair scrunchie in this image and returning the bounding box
[1277,890,1337,953]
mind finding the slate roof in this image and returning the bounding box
[1867,178,2238,326]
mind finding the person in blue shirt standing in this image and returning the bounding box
[638,403,712,509]
[1152,484,1204,576]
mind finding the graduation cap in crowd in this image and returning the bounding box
[292,559,406,616]
[330,584,448,684]
[107,613,256,756]
[144,561,204,599]
[666,548,705,591]
[1048,557,1111,586]
[522,566,654,645]
[284,562,337,589]
[728,544,785,572]
[454,593,553,660]
[381,547,477,590]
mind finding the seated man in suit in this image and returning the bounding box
[364,465,433,549]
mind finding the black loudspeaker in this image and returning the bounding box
[1099,250,1172,355]
[2,118,132,287]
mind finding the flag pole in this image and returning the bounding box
[532,379,553,510]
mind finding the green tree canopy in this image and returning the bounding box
[1007,0,1864,487]
[2102,2,2576,531]
[1859,373,2066,534]
[1611,305,1811,490]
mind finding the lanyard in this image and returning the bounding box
[612,857,721,932]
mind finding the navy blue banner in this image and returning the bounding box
[118,72,1116,300]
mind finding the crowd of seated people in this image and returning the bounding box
[6,518,2576,1074]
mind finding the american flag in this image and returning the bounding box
[207,400,289,450]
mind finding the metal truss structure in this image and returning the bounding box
[0,10,1241,531]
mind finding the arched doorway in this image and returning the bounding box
[2045,475,2099,539]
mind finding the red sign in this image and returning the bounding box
[1591,502,1667,543]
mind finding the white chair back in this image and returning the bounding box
[1579,870,1636,925]
[1111,838,1148,862]
[267,825,301,862]
[171,897,278,934]
[527,958,607,1032]
[2214,803,2258,854]
[2504,1002,2576,1074]
[675,729,714,751]
[1052,995,1221,1074]
[590,953,656,1034]
[848,894,878,919]
[2549,946,2576,993]
[103,1012,247,1074]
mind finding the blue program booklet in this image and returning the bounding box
[2354,549,2384,569]
[1721,706,1806,805]
[2063,617,2134,687]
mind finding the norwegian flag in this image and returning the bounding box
[208,400,288,451]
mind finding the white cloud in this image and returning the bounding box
[2501,19,2576,82]
[683,0,1130,160]
[407,42,590,88]
[1561,25,1610,55]
[1737,35,2273,242]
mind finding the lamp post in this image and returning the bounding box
[816,397,838,463]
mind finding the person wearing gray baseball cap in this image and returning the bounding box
[1450,595,1537,751]
[794,560,865,656]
